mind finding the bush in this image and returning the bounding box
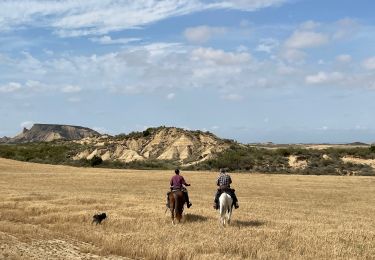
[90,155,103,167]
[0,142,83,165]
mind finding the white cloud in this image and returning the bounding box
[255,38,279,53]
[44,49,54,56]
[0,80,50,93]
[67,97,81,103]
[236,45,248,52]
[362,57,375,70]
[285,30,329,49]
[166,93,176,100]
[184,25,226,44]
[191,47,250,65]
[0,43,297,99]
[2,37,373,104]
[333,18,359,40]
[90,36,141,45]
[0,82,22,93]
[221,93,243,101]
[280,48,306,63]
[336,54,352,63]
[276,64,296,75]
[61,85,81,93]
[0,0,287,36]
[299,20,320,30]
[25,80,48,92]
[213,0,287,11]
[305,71,344,84]
[20,121,34,129]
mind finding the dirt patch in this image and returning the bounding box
[288,155,307,169]
[341,156,375,169]
[0,232,128,259]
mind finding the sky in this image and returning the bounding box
[0,0,375,144]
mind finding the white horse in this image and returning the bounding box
[219,192,233,226]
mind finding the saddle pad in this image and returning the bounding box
[171,189,182,192]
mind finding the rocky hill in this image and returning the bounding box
[6,124,100,143]
[73,127,233,165]
[0,136,10,143]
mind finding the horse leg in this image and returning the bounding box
[170,207,175,225]
[170,194,175,225]
[219,206,225,226]
[227,198,233,225]
[227,207,232,225]
[176,199,181,223]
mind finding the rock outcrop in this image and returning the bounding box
[7,124,100,143]
[0,136,10,143]
[73,127,232,164]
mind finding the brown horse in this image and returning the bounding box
[168,190,185,224]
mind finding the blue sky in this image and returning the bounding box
[1,0,375,143]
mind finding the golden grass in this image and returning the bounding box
[1,158,375,259]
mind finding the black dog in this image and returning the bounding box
[92,213,107,225]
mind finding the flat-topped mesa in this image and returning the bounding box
[8,124,100,143]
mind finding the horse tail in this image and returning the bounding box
[173,192,178,216]
[174,191,184,222]
[219,193,227,217]
[169,192,176,224]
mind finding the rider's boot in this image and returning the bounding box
[184,191,192,208]
[213,190,220,210]
[231,190,239,209]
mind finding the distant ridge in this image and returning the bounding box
[6,124,100,143]
[348,142,369,146]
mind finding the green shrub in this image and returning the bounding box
[90,155,103,167]
[142,129,151,137]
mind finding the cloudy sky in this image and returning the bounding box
[1,0,374,143]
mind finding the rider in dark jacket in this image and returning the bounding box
[213,168,239,209]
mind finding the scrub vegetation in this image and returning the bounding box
[1,142,374,175]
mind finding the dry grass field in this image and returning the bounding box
[1,158,375,259]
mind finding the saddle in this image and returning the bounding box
[219,186,235,193]
[170,187,186,192]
